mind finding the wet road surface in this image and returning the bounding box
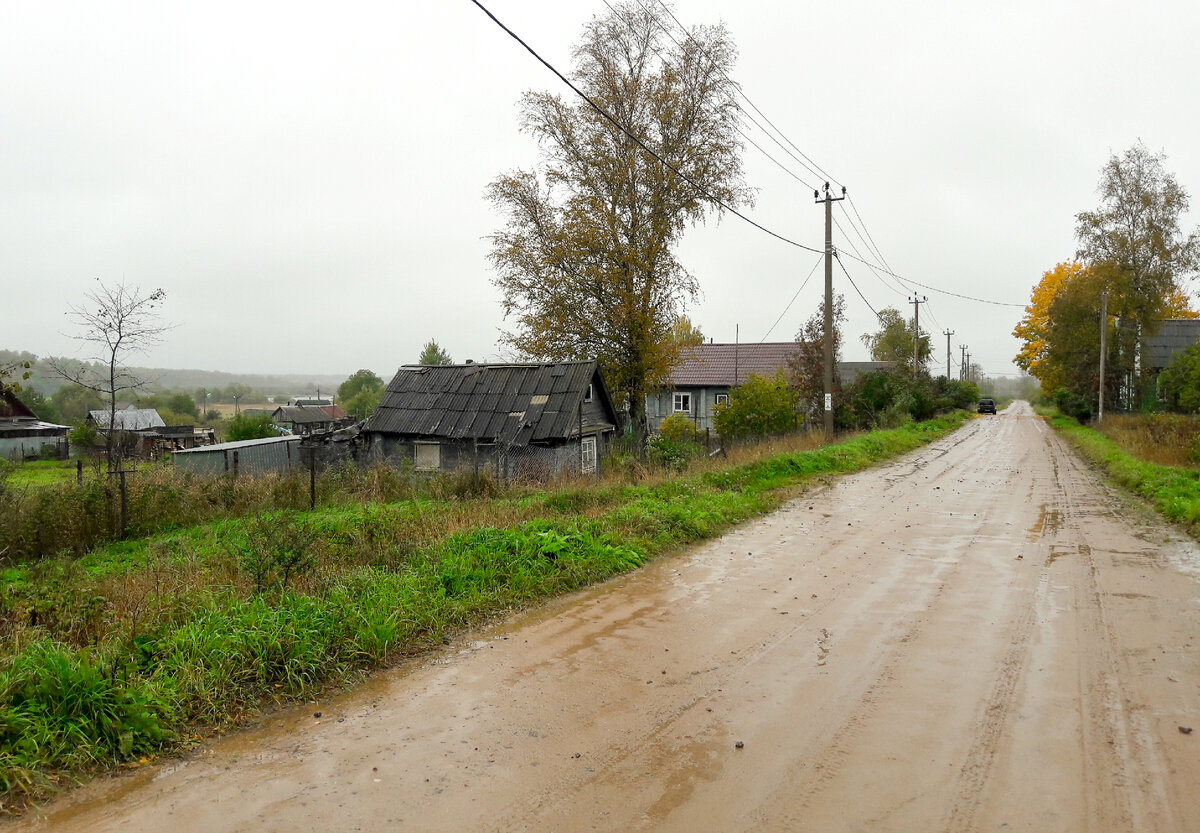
[12,402,1200,832]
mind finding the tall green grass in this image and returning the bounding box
[1049,413,1200,527]
[0,413,969,812]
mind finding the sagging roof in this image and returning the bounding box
[364,361,616,445]
[1145,319,1200,370]
[273,405,340,424]
[87,408,166,431]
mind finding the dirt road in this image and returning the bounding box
[14,402,1200,832]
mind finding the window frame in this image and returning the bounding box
[414,441,441,471]
[672,392,692,413]
[581,435,597,474]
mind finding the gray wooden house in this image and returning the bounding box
[646,342,890,432]
[361,361,619,480]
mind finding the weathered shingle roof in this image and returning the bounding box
[364,361,614,444]
[87,408,166,431]
[1145,319,1200,370]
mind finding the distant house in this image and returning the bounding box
[86,408,167,432]
[0,389,70,461]
[646,342,890,432]
[84,407,189,459]
[271,404,351,436]
[360,361,619,479]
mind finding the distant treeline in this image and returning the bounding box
[1,349,347,400]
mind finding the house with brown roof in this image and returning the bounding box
[647,342,890,433]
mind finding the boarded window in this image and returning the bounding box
[415,442,440,471]
[581,436,597,474]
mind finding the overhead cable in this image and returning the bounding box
[468,0,825,256]
[760,254,823,342]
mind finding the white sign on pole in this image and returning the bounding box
[824,393,833,411]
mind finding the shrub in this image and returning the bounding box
[226,413,280,442]
[713,372,799,439]
[658,413,699,444]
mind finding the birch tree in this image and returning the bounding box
[487,2,750,445]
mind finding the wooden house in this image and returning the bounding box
[360,361,619,479]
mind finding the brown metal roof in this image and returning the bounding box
[364,361,618,444]
[668,343,799,386]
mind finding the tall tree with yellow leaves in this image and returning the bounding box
[487,3,750,445]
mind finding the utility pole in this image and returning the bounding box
[908,295,927,374]
[966,351,972,383]
[815,182,846,438]
[944,330,954,380]
[959,345,968,382]
[1098,288,1108,422]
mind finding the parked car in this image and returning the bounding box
[977,398,997,414]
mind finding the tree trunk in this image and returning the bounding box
[628,382,648,453]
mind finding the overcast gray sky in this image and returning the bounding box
[3,0,1198,382]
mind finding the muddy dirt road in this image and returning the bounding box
[14,402,1200,832]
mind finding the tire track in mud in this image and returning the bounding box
[1047,432,1178,833]
[744,421,1025,832]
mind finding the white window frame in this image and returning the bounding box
[715,393,729,406]
[581,435,597,474]
[584,383,593,402]
[414,442,441,471]
[672,392,692,413]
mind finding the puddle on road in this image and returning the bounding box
[1028,503,1064,540]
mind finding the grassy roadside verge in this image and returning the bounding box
[0,413,968,811]
[1046,412,1200,529]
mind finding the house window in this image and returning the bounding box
[581,436,597,474]
[715,393,729,406]
[584,383,593,402]
[415,442,440,471]
[673,392,692,413]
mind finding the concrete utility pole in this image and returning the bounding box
[1098,288,1108,422]
[908,295,927,374]
[944,330,954,380]
[959,345,968,382]
[815,182,845,438]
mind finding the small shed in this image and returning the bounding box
[361,361,619,480]
[172,435,301,476]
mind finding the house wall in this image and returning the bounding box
[646,387,729,433]
[0,434,69,461]
[173,437,300,476]
[360,431,610,482]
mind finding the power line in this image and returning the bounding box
[467,0,825,256]
[647,0,840,189]
[635,0,833,187]
[760,254,823,342]
[617,0,823,191]
[836,254,881,320]
[838,250,1025,307]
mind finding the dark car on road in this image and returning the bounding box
[977,398,997,414]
